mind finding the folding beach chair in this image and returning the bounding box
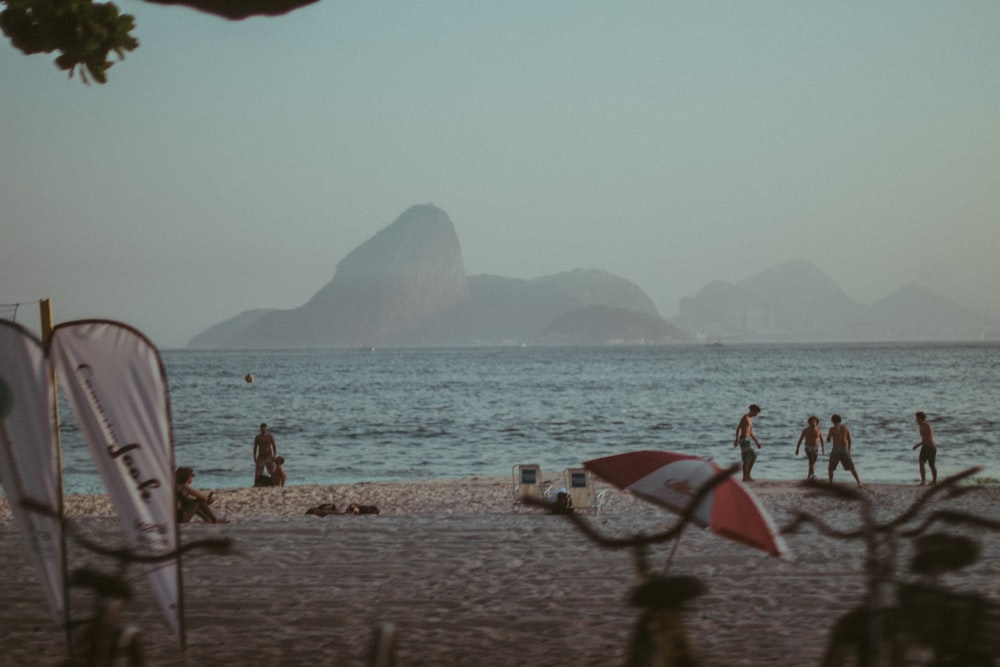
[512,464,546,512]
[564,467,607,515]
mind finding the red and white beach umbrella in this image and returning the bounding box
[585,450,789,558]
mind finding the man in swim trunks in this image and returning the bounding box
[826,414,862,488]
[734,404,762,482]
[795,415,825,480]
[253,422,277,483]
[912,411,937,486]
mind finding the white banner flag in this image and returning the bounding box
[50,320,184,639]
[0,320,67,624]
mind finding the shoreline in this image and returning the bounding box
[2,478,998,665]
[9,474,996,521]
[55,456,1000,498]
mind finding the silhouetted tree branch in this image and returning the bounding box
[143,0,317,20]
[1,0,318,84]
[1,0,138,83]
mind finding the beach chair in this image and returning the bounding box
[512,464,546,512]
[564,467,607,515]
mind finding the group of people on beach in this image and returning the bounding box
[734,404,937,488]
[174,422,288,524]
[175,407,937,524]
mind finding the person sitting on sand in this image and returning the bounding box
[549,488,573,515]
[176,467,226,523]
[912,411,937,486]
[734,404,762,482]
[272,456,287,487]
[826,414,862,488]
[795,416,825,480]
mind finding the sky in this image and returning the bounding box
[2,2,999,348]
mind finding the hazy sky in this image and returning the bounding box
[3,2,998,348]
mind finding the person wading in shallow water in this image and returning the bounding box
[912,411,937,486]
[734,404,762,482]
[795,416,825,481]
[253,422,277,484]
[827,414,863,488]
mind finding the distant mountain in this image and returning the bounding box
[843,283,998,341]
[533,269,659,317]
[189,209,997,347]
[673,260,997,342]
[405,270,676,346]
[201,204,469,348]
[187,308,276,348]
[188,206,676,348]
[674,260,865,340]
[539,305,690,345]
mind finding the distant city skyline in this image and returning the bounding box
[3,2,998,348]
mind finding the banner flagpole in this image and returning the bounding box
[40,298,73,650]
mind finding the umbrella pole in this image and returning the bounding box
[664,526,686,572]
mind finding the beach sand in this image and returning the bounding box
[1,476,998,666]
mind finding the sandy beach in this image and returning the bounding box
[2,475,998,666]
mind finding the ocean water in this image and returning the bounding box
[54,343,1000,495]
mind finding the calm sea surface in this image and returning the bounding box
[55,343,999,495]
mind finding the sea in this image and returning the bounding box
[53,342,1000,495]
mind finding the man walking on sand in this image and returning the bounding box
[734,404,762,482]
[827,414,862,488]
[253,422,277,482]
[912,411,937,486]
[795,416,825,481]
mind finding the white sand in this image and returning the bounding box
[1,477,998,666]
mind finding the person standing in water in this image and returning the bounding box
[253,422,277,482]
[734,404,762,482]
[912,411,937,486]
[826,414,862,488]
[795,415,825,480]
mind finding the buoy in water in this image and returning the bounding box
[245,373,254,383]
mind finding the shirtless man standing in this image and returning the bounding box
[795,416,825,480]
[912,411,937,486]
[253,422,277,481]
[826,414,862,488]
[734,404,762,482]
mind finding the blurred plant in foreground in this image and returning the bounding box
[1,0,317,84]
[1,0,138,83]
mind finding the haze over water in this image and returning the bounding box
[55,343,999,495]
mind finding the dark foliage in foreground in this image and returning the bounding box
[1,0,138,83]
[1,0,317,83]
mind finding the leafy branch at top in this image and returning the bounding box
[2,0,320,84]
[0,0,138,84]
